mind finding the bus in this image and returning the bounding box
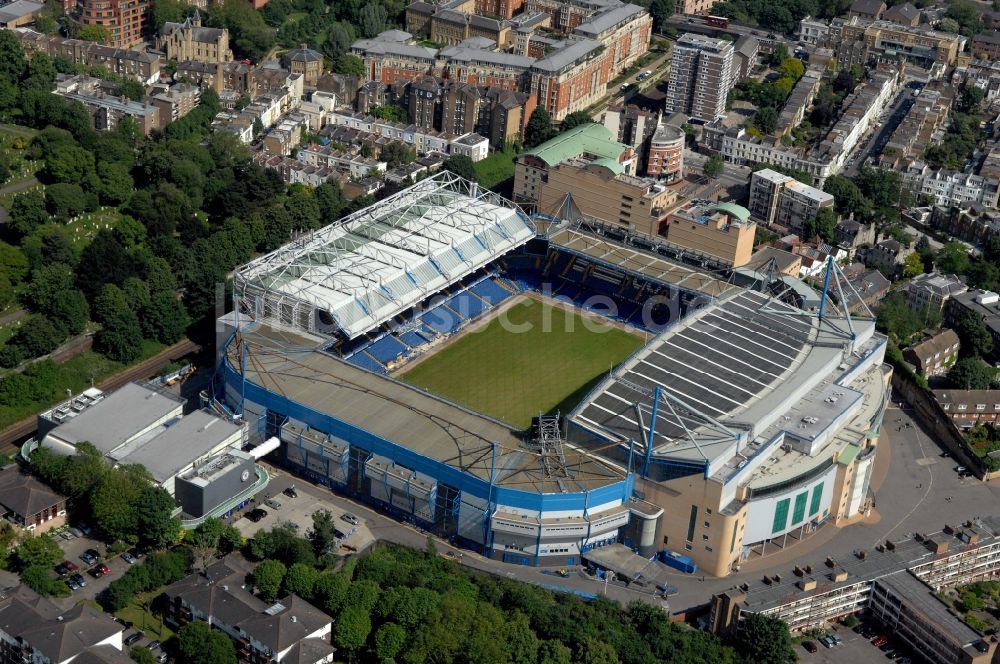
[706,15,729,28]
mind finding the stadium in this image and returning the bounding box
[221,172,890,573]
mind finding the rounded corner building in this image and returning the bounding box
[220,172,891,574]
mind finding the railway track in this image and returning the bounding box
[0,338,201,452]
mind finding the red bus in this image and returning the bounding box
[706,15,729,28]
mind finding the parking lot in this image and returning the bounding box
[798,622,915,664]
[233,471,375,553]
[48,526,131,611]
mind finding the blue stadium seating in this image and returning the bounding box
[347,352,386,374]
[398,329,427,348]
[367,335,408,364]
[422,308,463,334]
[472,278,516,306]
[445,291,488,319]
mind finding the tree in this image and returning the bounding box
[44,289,89,336]
[20,565,62,596]
[648,0,672,31]
[751,107,778,135]
[735,614,795,664]
[142,290,189,344]
[77,24,111,44]
[96,161,135,206]
[935,241,970,275]
[824,175,869,219]
[334,605,373,654]
[0,30,27,81]
[178,621,237,664]
[44,183,87,220]
[252,559,287,601]
[537,640,571,664]
[371,104,407,123]
[560,111,592,131]
[14,533,62,571]
[443,154,477,182]
[937,16,960,32]
[10,316,65,358]
[703,155,725,177]
[7,190,49,239]
[768,44,789,67]
[574,637,620,664]
[903,251,925,278]
[379,141,415,168]
[777,57,805,81]
[967,260,999,292]
[360,3,388,37]
[374,622,407,662]
[333,54,365,76]
[130,646,158,664]
[949,358,996,390]
[524,107,556,147]
[94,304,144,362]
[956,311,994,358]
[136,485,180,549]
[283,562,320,599]
[90,466,148,542]
[958,85,986,114]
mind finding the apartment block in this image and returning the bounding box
[351,33,438,84]
[529,39,613,120]
[935,390,1000,426]
[602,104,658,171]
[971,31,1000,61]
[905,272,968,313]
[749,169,834,235]
[946,290,1000,358]
[14,27,160,83]
[283,44,324,88]
[666,33,735,123]
[524,0,615,33]
[148,82,200,127]
[836,18,961,74]
[902,165,1000,209]
[475,0,525,18]
[675,0,716,15]
[777,69,822,137]
[883,90,949,163]
[407,3,515,49]
[54,74,160,135]
[931,204,1000,248]
[572,3,651,75]
[79,0,148,48]
[732,35,759,82]
[904,328,960,377]
[710,518,1000,664]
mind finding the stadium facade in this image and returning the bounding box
[222,172,890,573]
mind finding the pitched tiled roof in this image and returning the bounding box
[0,466,64,518]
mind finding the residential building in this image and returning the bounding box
[777,69,822,136]
[745,246,803,278]
[798,16,831,46]
[351,32,438,84]
[834,220,876,254]
[905,272,967,313]
[831,264,890,313]
[836,18,961,74]
[571,3,652,76]
[675,0,716,15]
[645,122,685,183]
[408,76,445,130]
[524,0,620,33]
[883,2,919,26]
[406,2,514,49]
[883,90,949,164]
[14,28,161,83]
[79,0,148,48]
[0,0,43,28]
[902,165,1000,209]
[437,45,534,91]
[931,204,1000,248]
[848,0,885,21]
[666,33,734,123]
[164,561,335,664]
[282,44,324,88]
[732,35,759,82]
[971,32,1000,61]
[449,132,490,161]
[662,200,756,267]
[748,169,834,235]
[262,115,304,156]
[53,75,161,135]
[476,0,525,19]
[0,596,126,664]
[0,465,66,532]
[602,104,659,173]
[148,82,200,127]
[935,391,1000,427]
[258,154,338,187]
[904,328,960,376]
[710,519,1000,664]
[860,238,913,276]
[156,11,231,64]
[528,38,613,121]
[945,290,1000,356]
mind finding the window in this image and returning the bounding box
[810,482,823,517]
[686,505,698,542]
[663,535,669,545]
[684,543,692,551]
[959,404,968,410]
[772,499,790,534]
[977,404,987,410]
[703,534,709,540]
[792,491,808,525]
[704,521,710,528]
[943,404,950,410]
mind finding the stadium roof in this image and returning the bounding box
[235,173,535,339]
[569,288,880,471]
[231,326,627,494]
[524,124,629,169]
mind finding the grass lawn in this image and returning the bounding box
[116,591,175,641]
[474,148,517,196]
[398,298,643,428]
[66,208,124,251]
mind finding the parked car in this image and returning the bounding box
[77,524,93,537]
[124,632,144,647]
[70,573,87,588]
[282,485,298,498]
[66,577,80,591]
[803,641,818,653]
[819,635,835,648]
[829,633,842,646]
[955,465,967,473]
[121,551,137,564]
[264,499,282,510]
[156,652,168,663]
[80,549,99,565]
[91,563,111,577]
[246,508,267,522]
[147,640,161,650]
[872,635,889,647]
[341,513,360,525]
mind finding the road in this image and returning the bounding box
[843,82,920,178]
[664,16,786,44]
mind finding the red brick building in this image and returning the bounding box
[935,389,1000,427]
[475,0,525,18]
[79,0,149,48]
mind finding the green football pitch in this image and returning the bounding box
[398,298,645,428]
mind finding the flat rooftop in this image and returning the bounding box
[42,383,184,455]
[231,325,627,494]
